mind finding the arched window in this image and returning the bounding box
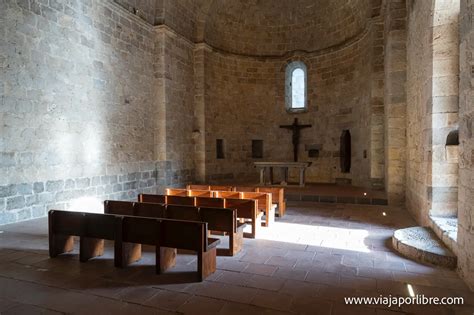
[285,61,307,112]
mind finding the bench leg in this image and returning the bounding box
[49,234,74,258]
[114,241,142,268]
[156,247,176,274]
[244,217,260,239]
[197,247,217,281]
[80,237,104,262]
[231,230,243,255]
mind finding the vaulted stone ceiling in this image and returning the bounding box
[201,0,372,56]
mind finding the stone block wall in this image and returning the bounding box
[202,26,377,187]
[458,0,474,290]
[0,0,163,224]
[406,0,460,223]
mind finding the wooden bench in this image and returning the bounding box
[240,191,274,226]
[165,188,188,196]
[49,209,219,281]
[138,194,261,239]
[184,185,285,218]
[234,186,286,217]
[169,189,273,227]
[106,200,244,256]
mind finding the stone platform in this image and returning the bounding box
[285,184,388,206]
[392,227,457,269]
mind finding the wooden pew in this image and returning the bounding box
[233,186,285,217]
[49,209,219,281]
[256,187,286,217]
[240,191,274,226]
[136,195,261,239]
[224,198,261,239]
[106,200,244,256]
[49,210,117,263]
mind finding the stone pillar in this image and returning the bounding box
[193,43,212,182]
[457,0,474,291]
[384,0,407,205]
[370,15,386,190]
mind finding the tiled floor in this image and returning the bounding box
[0,202,473,314]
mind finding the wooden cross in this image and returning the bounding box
[279,118,312,162]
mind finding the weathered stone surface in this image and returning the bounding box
[392,226,457,269]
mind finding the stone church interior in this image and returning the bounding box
[1,0,474,313]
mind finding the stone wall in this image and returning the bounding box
[202,27,377,187]
[406,0,460,223]
[458,0,474,290]
[157,26,196,186]
[0,0,161,224]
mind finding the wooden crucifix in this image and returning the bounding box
[279,118,312,162]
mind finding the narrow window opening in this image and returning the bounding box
[216,139,225,159]
[252,140,263,159]
[285,61,308,112]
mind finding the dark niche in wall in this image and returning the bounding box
[446,130,459,146]
[252,140,263,159]
[305,144,322,159]
[340,130,351,173]
[216,139,225,159]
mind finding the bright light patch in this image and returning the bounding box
[382,212,387,216]
[69,196,103,214]
[256,221,370,253]
[407,284,415,297]
[363,192,367,196]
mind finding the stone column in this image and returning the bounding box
[193,43,212,183]
[384,0,407,205]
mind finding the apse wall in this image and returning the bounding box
[203,28,375,187]
[0,1,160,225]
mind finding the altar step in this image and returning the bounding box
[286,192,388,206]
[392,226,457,269]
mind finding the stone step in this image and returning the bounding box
[392,226,457,269]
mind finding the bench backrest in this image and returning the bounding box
[104,200,134,216]
[50,210,208,252]
[240,192,271,212]
[224,198,257,219]
[49,210,116,240]
[187,190,213,197]
[187,184,210,190]
[210,185,233,191]
[166,195,195,206]
[233,186,257,192]
[256,187,284,204]
[200,207,236,233]
[166,204,200,221]
[120,216,160,245]
[214,191,241,199]
[134,202,166,218]
[138,194,165,204]
[195,197,225,208]
[160,219,206,251]
[165,188,188,196]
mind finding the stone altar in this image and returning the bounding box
[254,162,312,187]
